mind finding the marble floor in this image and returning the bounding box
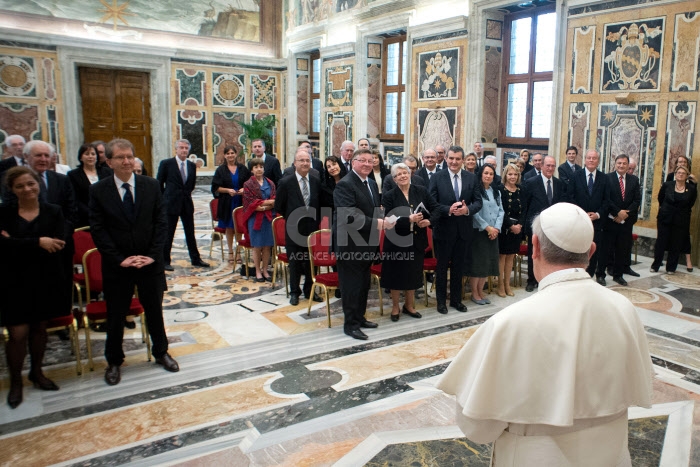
[1,187,699,466]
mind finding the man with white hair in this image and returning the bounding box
[438,202,652,466]
[338,140,355,177]
[434,144,447,171]
[417,148,438,185]
[1,134,25,163]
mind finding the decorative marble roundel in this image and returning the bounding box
[213,74,244,107]
[0,57,36,97]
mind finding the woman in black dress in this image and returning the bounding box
[665,155,696,271]
[1,167,67,408]
[322,156,343,208]
[497,163,525,297]
[212,146,251,262]
[651,166,697,273]
[519,149,533,177]
[67,143,111,228]
[369,150,389,202]
[381,163,438,321]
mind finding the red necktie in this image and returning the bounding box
[619,175,625,201]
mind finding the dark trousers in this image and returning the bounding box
[586,229,606,277]
[652,223,684,272]
[526,233,536,285]
[164,208,201,264]
[337,258,371,332]
[103,267,169,366]
[435,238,466,305]
[602,225,633,278]
[288,245,312,297]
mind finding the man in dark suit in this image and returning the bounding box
[522,153,544,181]
[337,140,355,178]
[474,141,485,168]
[383,155,425,192]
[0,135,27,199]
[522,155,569,291]
[602,154,641,286]
[429,146,483,313]
[90,139,179,385]
[156,139,209,271]
[558,146,581,186]
[251,138,282,186]
[484,155,502,187]
[417,148,438,186]
[571,149,609,284]
[299,140,325,182]
[334,148,392,340]
[275,148,324,305]
[434,145,447,171]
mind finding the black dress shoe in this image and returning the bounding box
[105,365,121,386]
[360,320,378,328]
[28,372,59,391]
[56,329,70,341]
[596,276,607,286]
[289,294,299,306]
[156,353,180,372]
[192,260,210,268]
[263,275,272,282]
[312,293,323,302]
[334,289,341,298]
[345,329,368,340]
[391,313,400,322]
[437,303,448,314]
[164,264,174,271]
[7,385,22,409]
[606,267,613,276]
[525,283,535,292]
[624,267,640,277]
[402,306,422,318]
[124,320,136,329]
[613,276,628,286]
[451,302,468,312]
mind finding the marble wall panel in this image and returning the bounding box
[212,73,246,108]
[42,58,56,100]
[46,104,59,151]
[296,74,309,135]
[671,12,700,92]
[325,111,352,159]
[597,102,658,219]
[0,56,37,98]
[567,102,590,165]
[176,69,206,106]
[663,101,696,180]
[601,17,665,92]
[325,64,353,107]
[384,144,405,165]
[251,75,277,110]
[213,111,245,164]
[177,109,208,167]
[417,109,456,155]
[418,48,459,101]
[0,103,40,143]
[571,26,596,94]
[482,46,501,143]
[366,63,381,139]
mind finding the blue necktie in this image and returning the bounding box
[453,174,460,201]
[587,173,593,196]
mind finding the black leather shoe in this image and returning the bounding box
[289,294,299,306]
[56,329,70,341]
[613,276,628,286]
[596,276,607,286]
[124,320,136,329]
[164,264,174,271]
[7,385,22,409]
[525,283,535,292]
[155,353,180,372]
[360,320,378,328]
[312,293,323,302]
[334,289,341,298]
[391,313,400,322]
[28,372,59,391]
[345,329,368,340]
[437,303,448,314]
[451,302,468,312]
[105,365,121,386]
[402,306,422,318]
[624,267,640,277]
[192,260,210,268]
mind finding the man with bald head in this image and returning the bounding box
[338,140,355,177]
[417,148,438,186]
[523,153,544,181]
[434,145,447,171]
[0,135,27,195]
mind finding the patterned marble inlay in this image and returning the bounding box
[571,26,596,94]
[41,58,55,100]
[177,109,207,164]
[212,111,245,163]
[212,73,245,108]
[418,109,456,155]
[482,46,501,143]
[175,68,205,106]
[367,439,492,466]
[567,102,590,158]
[0,56,36,97]
[325,64,353,107]
[613,287,658,304]
[251,74,276,110]
[296,74,309,135]
[663,101,696,181]
[0,102,40,140]
[664,272,700,289]
[671,11,700,92]
[366,63,381,139]
[325,111,352,158]
[418,48,459,100]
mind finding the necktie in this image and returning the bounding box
[122,182,135,220]
[301,176,310,207]
[546,179,553,205]
[436,163,441,171]
[428,172,432,180]
[478,158,484,167]
[39,174,48,202]
[619,175,625,201]
[537,170,540,177]
[345,161,350,173]
[363,180,374,204]
[180,161,187,183]
[587,173,593,195]
[453,174,460,201]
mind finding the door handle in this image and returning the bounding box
[128,125,139,129]
[97,124,106,128]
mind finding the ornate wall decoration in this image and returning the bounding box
[325,64,353,107]
[368,43,381,59]
[212,73,245,107]
[296,74,309,135]
[324,111,352,159]
[486,19,503,40]
[297,58,308,71]
[46,104,59,150]
[571,26,595,94]
[177,109,208,166]
[597,103,658,219]
[251,75,276,110]
[418,48,459,100]
[567,102,591,164]
[384,144,405,166]
[176,69,205,106]
[663,101,696,180]
[0,103,40,142]
[0,56,36,97]
[601,18,664,92]
[213,111,245,163]
[482,46,501,143]
[366,64,381,139]
[42,58,56,100]
[670,12,700,92]
[417,109,456,155]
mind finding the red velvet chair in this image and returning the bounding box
[72,227,96,316]
[307,229,338,327]
[208,198,226,261]
[271,216,289,296]
[369,230,385,316]
[422,227,438,306]
[82,248,151,371]
[232,206,252,277]
[46,313,82,375]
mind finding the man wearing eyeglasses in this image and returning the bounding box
[434,145,447,171]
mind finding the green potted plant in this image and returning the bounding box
[240,115,276,157]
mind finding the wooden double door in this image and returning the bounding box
[79,67,152,173]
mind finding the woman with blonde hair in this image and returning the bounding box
[497,163,525,296]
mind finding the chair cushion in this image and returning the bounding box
[239,238,251,248]
[86,298,143,321]
[370,264,382,275]
[214,227,226,233]
[632,233,638,241]
[47,314,74,328]
[519,243,528,255]
[314,272,339,287]
[277,252,288,262]
[422,258,437,270]
[73,273,85,283]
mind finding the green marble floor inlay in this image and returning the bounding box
[366,438,492,467]
[629,415,668,467]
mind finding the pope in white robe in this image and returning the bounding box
[437,203,653,466]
